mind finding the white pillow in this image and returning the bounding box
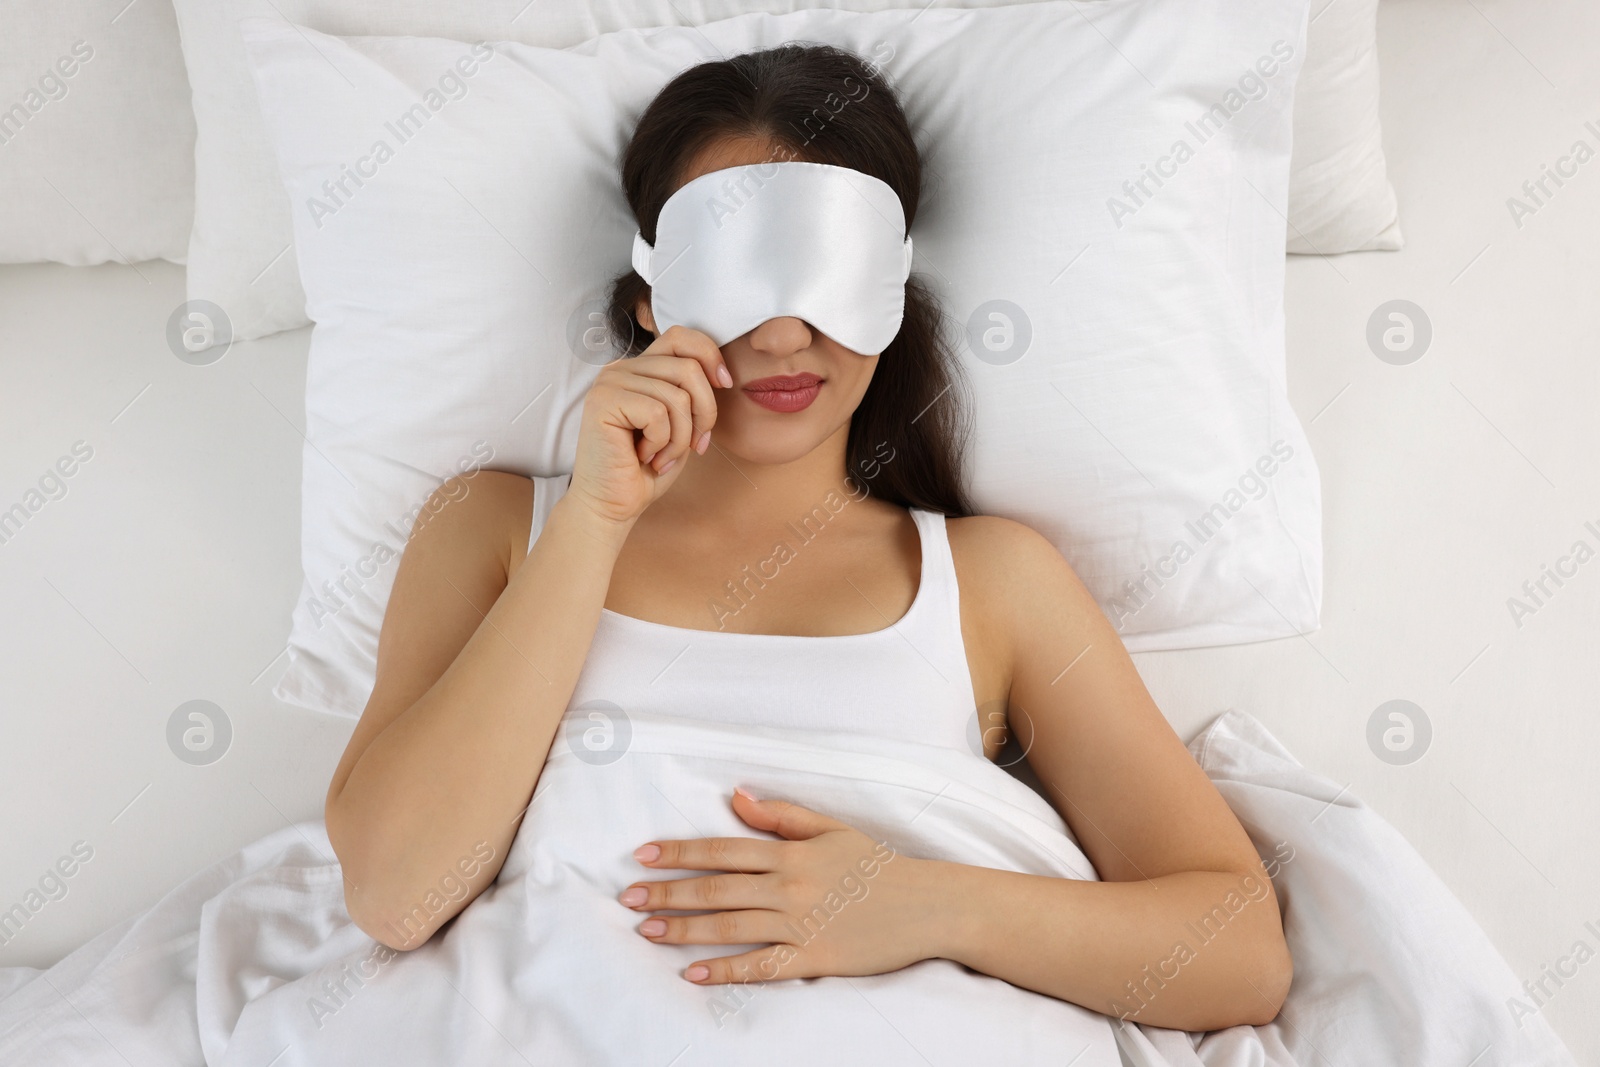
[243,0,1323,718]
[1286,0,1403,254]
[177,0,1395,346]
[0,0,194,264]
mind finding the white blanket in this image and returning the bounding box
[0,710,1578,1066]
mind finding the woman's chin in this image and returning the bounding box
[709,430,831,469]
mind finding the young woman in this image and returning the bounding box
[322,43,1292,1034]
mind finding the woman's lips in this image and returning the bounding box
[742,373,823,413]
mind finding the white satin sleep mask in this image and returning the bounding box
[630,161,914,355]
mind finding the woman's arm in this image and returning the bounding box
[325,472,634,950]
[326,325,728,951]
[919,859,1291,1030]
[941,515,1293,1029]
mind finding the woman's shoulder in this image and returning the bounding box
[408,469,535,579]
[944,512,1068,574]
[944,513,1092,620]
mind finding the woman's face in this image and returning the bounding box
[633,136,880,467]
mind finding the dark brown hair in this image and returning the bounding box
[606,42,974,517]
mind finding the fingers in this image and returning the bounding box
[599,324,728,473]
[681,944,809,986]
[601,388,675,471]
[635,835,788,873]
[627,352,721,457]
[619,871,776,913]
[620,374,694,470]
[624,331,726,463]
[639,324,734,395]
[633,907,793,951]
[733,795,849,841]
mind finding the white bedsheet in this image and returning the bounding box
[0,710,1575,1066]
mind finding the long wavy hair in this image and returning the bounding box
[606,42,974,517]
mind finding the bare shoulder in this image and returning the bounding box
[944,514,1104,716]
[945,513,1061,569]
[406,469,533,581]
[945,513,1093,614]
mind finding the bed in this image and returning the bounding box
[1,0,1595,1062]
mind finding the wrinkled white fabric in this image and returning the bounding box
[633,161,914,354]
[0,708,1580,1066]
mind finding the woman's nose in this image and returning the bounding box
[747,315,814,354]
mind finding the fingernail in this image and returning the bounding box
[634,844,661,863]
[657,458,676,475]
[619,886,648,907]
[696,431,710,455]
[640,918,667,937]
[734,786,759,802]
[685,965,710,982]
[717,365,733,388]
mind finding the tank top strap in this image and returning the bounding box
[907,508,956,614]
[904,508,976,703]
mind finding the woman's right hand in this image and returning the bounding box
[564,325,732,530]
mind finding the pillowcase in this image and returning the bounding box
[243,0,1323,718]
[179,0,1394,346]
[0,0,194,264]
[1286,0,1403,253]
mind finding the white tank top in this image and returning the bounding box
[529,474,980,755]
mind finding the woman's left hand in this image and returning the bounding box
[618,789,947,985]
